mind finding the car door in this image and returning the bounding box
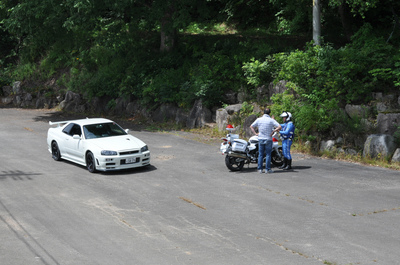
[62,123,85,162]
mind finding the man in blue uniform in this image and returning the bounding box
[279,111,295,170]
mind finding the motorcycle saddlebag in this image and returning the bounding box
[232,139,247,153]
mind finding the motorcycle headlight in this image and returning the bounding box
[101,150,118,156]
[141,145,148,153]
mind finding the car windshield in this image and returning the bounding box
[83,122,127,139]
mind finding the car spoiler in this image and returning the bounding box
[49,121,69,127]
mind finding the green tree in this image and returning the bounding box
[2,0,71,60]
[329,0,379,18]
[2,0,220,55]
[327,0,400,41]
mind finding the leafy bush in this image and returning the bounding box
[66,46,135,99]
[273,24,397,105]
[243,58,273,88]
[394,126,400,147]
[142,67,188,106]
[12,62,39,81]
[244,23,399,140]
[188,51,241,108]
[270,93,297,118]
[270,93,340,135]
[0,64,13,89]
[369,53,400,88]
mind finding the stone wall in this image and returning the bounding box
[2,80,400,163]
[0,81,214,129]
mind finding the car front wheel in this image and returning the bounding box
[86,152,97,173]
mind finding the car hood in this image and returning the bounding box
[88,135,146,151]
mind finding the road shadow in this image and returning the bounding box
[230,165,312,174]
[53,159,157,175]
[0,170,42,181]
[99,164,157,176]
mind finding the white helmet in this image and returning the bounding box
[280,111,292,122]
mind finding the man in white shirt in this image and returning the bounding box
[250,108,281,173]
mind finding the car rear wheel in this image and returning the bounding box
[86,152,97,173]
[51,141,62,161]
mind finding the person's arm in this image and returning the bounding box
[250,125,258,135]
[271,123,282,136]
[250,119,259,135]
[280,122,294,136]
[280,124,288,136]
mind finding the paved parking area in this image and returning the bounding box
[1,108,399,265]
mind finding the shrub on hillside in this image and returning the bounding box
[244,23,399,138]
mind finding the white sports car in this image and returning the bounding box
[47,118,150,173]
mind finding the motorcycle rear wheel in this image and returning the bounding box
[225,155,245,171]
[271,147,284,167]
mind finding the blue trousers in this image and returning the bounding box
[282,139,292,160]
[258,139,273,171]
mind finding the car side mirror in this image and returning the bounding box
[73,134,81,140]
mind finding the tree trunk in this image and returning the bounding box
[160,4,176,52]
[338,2,353,42]
[312,0,321,45]
[160,20,176,52]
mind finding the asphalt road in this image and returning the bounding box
[1,108,399,265]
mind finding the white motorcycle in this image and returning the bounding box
[220,125,284,171]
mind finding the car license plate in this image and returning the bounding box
[125,157,138,164]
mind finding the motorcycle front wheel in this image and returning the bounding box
[271,147,284,167]
[225,155,245,171]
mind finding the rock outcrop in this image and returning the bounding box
[363,134,397,159]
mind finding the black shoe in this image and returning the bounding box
[279,158,287,169]
[283,159,292,170]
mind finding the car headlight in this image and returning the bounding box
[141,145,148,153]
[101,150,118,156]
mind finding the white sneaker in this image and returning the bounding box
[258,169,263,173]
[266,169,274,174]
